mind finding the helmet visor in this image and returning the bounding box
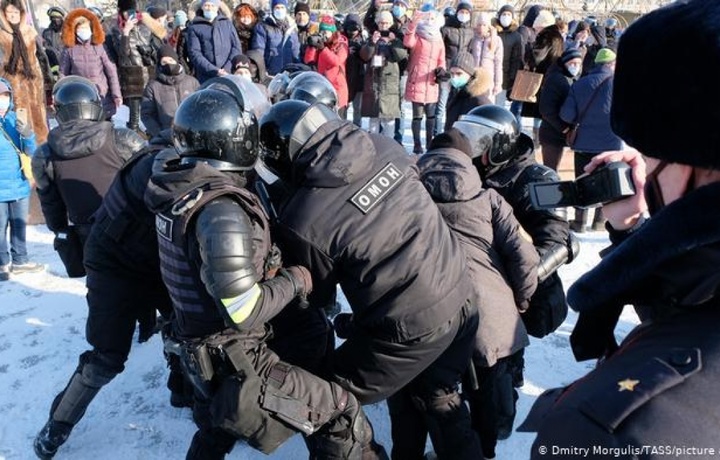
[201,75,270,121]
[454,114,515,165]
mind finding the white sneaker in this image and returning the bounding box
[11,262,45,274]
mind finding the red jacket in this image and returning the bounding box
[305,33,349,108]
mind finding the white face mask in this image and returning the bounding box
[273,8,287,21]
[457,12,470,24]
[566,64,581,76]
[76,28,92,42]
[499,15,512,28]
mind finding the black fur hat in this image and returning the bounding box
[117,0,137,13]
[611,0,720,169]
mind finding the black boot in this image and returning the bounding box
[425,117,436,151]
[411,118,423,154]
[570,208,587,233]
[34,419,73,459]
[591,208,606,231]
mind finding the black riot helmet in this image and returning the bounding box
[259,100,339,181]
[52,76,104,124]
[285,71,338,110]
[453,105,521,170]
[172,75,270,171]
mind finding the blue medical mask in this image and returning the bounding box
[203,9,217,20]
[392,6,405,18]
[273,8,287,21]
[76,29,92,42]
[450,74,469,89]
[0,98,9,112]
[566,64,581,77]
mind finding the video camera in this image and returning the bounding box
[529,161,636,209]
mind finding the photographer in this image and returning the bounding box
[519,1,720,454]
[303,16,349,116]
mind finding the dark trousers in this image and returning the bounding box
[541,142,565,172]
[331,303,482,460]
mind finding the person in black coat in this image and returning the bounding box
[260,100,483,460]
[538,47,581,171]
[342,13,365,126]
[519,2,720,454]
[444,51,493,130]
[495,4,523,107]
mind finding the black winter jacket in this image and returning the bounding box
[418,148,538,366]
[274,120,473,343]
[497,22,523,91]
[521,182,720,456]
[539,62,575,147]
[140,70,199,138]
[32,120,143,232]
[445,70,493,130]
[441,16,474,66]
[480,136,572,337]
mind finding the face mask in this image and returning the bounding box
[644,161,668,215]
[273,9,287,21]
[450,74,469,89]
[161,63,183,76]
[566,64,580,77]
[392,6,405,18]
[203,10,217,20]
[0,98,9,112]
[499,15,512,28]
[457,12,470,24]
[76,29,92,42]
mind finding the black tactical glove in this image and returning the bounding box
[307,34,325,51]
[281,265,313,297]
[333,313,355,339]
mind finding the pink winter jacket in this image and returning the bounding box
[403,20,445,104]
[469,34,504,95]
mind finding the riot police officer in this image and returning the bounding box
[33,76,145,276]
[284,71,339,108]
[144,76,380,459]
[258,100,482,459]
[452,105,578,438]
[33,144,178,460]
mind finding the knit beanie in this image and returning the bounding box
[319,14,336,32]
[232,54,251,71]
[451,51,475,76]
[272,0,288,9]
[294,2,310,15]
[393,0,410,9]
[158,44,179,62]
[594,48,617,64]
[560,48,582,65]
[376,10,392,25]
[174,10,188,27]
[457,1,472,13]
[498,4,514,16]
[429,129,473,158]
[147,6,167,19]
[202,0,221,6]
[533,10,555,29]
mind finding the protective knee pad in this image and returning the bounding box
[310,384,368,460]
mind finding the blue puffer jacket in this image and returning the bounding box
[249,16,299,76]
[560,65,623,154]
[0,79,37,203]
[187,14,243,83]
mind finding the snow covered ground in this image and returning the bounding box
[1,104,642,459]
[0,225,641,460]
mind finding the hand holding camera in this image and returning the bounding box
[307,34,326,50]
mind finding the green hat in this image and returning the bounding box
[319,14,337,32]
[595,48,617,64]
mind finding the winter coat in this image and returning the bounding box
[297,22,318,65]
[187,14,242,83]
[141,71,199,138]
[469,33,503,95]
[360,37,407,118]
[0,9,49,144]
[522,182,720,456]
[441,16,474,66]
[581,25,607,77]
[538,62,575,147]
[0,80,36,203]
[232,3,259,53]
[42,25,64,68]
[481,138,572,338]
[32,120,142,231]
[445,67,493,130]
[344,32,366,100]
[518,4,541,68]
[521,25,564,118]
[313,34,349,108]
[111,14,167,98]
[496,21,523,91]
[560,65,622,154]
[249,16,300,76]
[60,9,122,118]
[417,147,538,366]
[274,119,472,344]
[403,20,445,104]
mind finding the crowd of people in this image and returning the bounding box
[1,0,718,459]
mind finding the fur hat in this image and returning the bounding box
[611,0,720,169]
[62,8,105,47]
[294,2,310,15]
[532,10,555,29]
[117,0,137,14]
[451,51,475,76]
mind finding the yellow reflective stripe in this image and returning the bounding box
[221,284,262,325]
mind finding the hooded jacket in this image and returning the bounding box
[441,15,474,66]
[140,68,199,138]
[249,15,300,76]
[313,34,349,108]
[539,61,575,147]
[274,119,472,343]
[187,13,242,83]
[60,8,122,118]
[444,67,493,130]
[0,78,36,203]
[418,147,538,366]
[343,14,365,100]
[521,24,564,118]
[496,18,523,90]
[32,120,142,231]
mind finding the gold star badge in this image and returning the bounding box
[618,378,640,392]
